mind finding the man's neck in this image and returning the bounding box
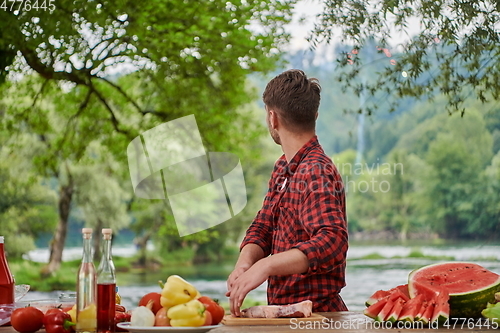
[280,131,316,163]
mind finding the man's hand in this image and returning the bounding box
[226,258,270,317]
[226,265,248,294]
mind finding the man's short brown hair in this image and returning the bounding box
[262,69,321,132]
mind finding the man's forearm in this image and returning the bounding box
[235,243,266,269]
[258,248,309,276]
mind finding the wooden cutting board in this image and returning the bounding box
[221,313,326,326]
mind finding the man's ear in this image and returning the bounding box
[269,110,279,130]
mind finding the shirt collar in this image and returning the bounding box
[281,135,320,176]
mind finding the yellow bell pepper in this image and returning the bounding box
[160,275,199,308]
[167,299,206,327]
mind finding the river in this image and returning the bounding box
[21,241,500,312]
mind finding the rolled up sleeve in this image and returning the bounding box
[292,173,348,275]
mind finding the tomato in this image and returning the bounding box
[115,304,126,312]
[203,310,212,326]
[197,296,225,325]
[11,306,44,333]
[154,307,170,326]
[115,311,132,332]
[139,292,162,314]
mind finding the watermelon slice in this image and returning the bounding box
[431,290,450,323]
[365,284,409,306]
[414,300,428,322]
[419,300,436,325]
[364,297,388,320]
[385,298,405,323]
[398,294,424,322]
[377,298,396,322]
[365,290,391,307]
[408,262,500,318]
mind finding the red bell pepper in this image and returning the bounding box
[43,308,75,333]
[115,311,131,332]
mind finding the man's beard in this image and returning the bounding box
[269,126,281,145]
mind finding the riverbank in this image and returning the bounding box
[11,241,500,292]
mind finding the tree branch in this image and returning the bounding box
[88,82,131,137]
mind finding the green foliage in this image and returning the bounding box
[0,139,57,258]
[312,0,500,115]
[334,98,499,240]
[10,259,78,291]
[1,0,295,269]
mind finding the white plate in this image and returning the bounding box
[117,322,222,333]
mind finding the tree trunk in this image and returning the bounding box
[134,233,150,267]
[93,219,104,262]
[43,167,74,275]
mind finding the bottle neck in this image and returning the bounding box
[102,238,112,261]
[82,236,93,263]
[97,237,115,284]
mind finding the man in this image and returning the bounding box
[226,69,348,316]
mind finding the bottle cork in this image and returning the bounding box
[82,228,92,239]
[102,228,112,240]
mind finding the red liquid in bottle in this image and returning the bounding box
[0,239,14,305]
[97,283,116,332]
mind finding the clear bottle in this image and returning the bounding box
[97,228,116,333]
[76,228,97,333]
[0,236,14,305]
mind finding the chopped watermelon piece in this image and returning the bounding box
[364,298,389,320]
[396,284,410,300]
[365,284,409,306]
[365,290,391,306]
[415,300,429,322]
[398,294,424,322]
[377,298,396,322]
[385,298,405,323]
[431,290,450,323]
[420,300,436,325]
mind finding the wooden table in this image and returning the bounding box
[1,312,497,333]
[214,312,498,332]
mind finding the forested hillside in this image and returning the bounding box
[272,47,500,241]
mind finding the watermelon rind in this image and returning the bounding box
[364,298,388,320]
[431,291,450,323]
[385,298,405,323]
[365,284,408,306]
[419,301,435,325]
[449,282,500,318]
[398,294,424,322]
[408,262,500,318]
[365,290,390,307]
[376,298,395,322]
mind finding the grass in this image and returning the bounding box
[351,248,456,261]
[10,259,78,291]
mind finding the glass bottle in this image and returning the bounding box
[0,236,14,305]
[76,228,97,333]
[97,228,116,333]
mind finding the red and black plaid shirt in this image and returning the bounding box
[241,136,348,312]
